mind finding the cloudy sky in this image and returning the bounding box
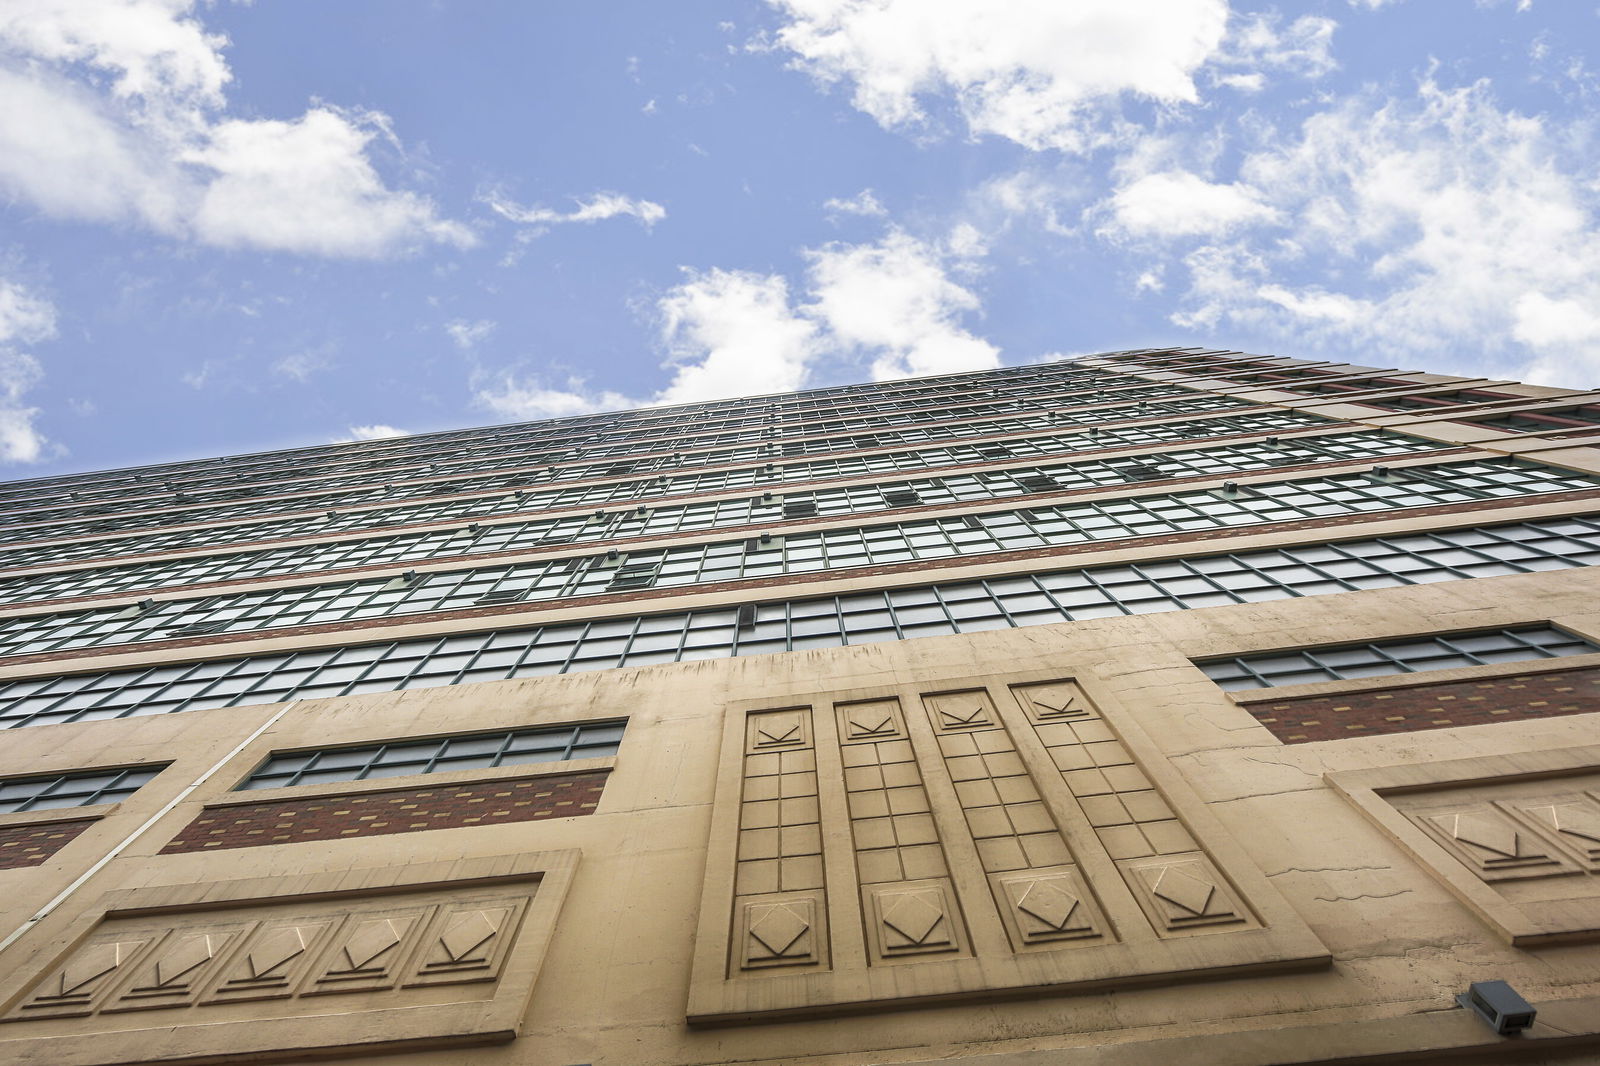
[1,0,1597,476]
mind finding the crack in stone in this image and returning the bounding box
[1267,865,1393,876]
[1313,889,1413,902]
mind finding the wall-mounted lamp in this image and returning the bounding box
[1457,980,1535,1036]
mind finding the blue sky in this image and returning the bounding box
[1,0,1597,477]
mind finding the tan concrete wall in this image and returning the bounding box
[1,564,1599,1063]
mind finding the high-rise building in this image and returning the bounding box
[0,347,1598,1065]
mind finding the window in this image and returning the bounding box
[238,720,626,791]
[1196,625,1600,691]
[0,764,166,812]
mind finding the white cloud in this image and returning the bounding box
[338,424,408,442]
[968,167,1082,236]
[0,277,58,464]
[1513,293,1600,348]
[487,191,666,231]
[473,377,636,421]
[656,269,821,403]
[1213,72,1265,92]
[764,0,1230,152]
[445,318,497,350]
[1104,171,1279,238]
[1114,79,1600,384]
[0,0,469,257]
[186,108,472,255]
[804,229,1000,379]
[475,230,1001,418]
[272,345,334,383]
[474,269,819,418]
[823,188,887,217]
[1217,14,1338,80]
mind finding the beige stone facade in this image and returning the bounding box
[2,349,1600,1064]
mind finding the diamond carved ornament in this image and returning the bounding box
[153,933,224,988]
[748,903,811,959]
[938,705,988,729]
[340,918,407,971]
[59,941,140,996]
[1151,866,1217,917]
[1531,802,1600,845]
[246,926,312,980]
[438,910,501,964]
[1016,879,1083,931]
[881,891,948,947]
[1030,694,1084,720]
[848,712,897,738]
[1431,811,1520,858]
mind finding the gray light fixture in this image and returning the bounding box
[1457,980,1535,1036]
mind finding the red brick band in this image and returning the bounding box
[0,817,97,870]
[1241,665,1600,744]
[159,768,609,854]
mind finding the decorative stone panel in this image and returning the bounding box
[1330,748,1600,945]
[689,672,1327,1023]
[0,850,577,1066]
[728,707,827,976]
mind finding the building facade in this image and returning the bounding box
[0,348,1598,1064]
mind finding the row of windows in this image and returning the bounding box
[0,428,1444,607]
[240,720,625,790]
[3,392,1249,545]
[0,764,166,813]
[1198,624,1599,690]
[0,457,1593,661]
[1360,389,1518,411]
[0,359,1141,508]
[0,375,1174,525]
[0,721,622,814]
[3,514,1597,729]
[1465,406,1600,434]
[1098,351,1269,375]
[0,408,1335,573]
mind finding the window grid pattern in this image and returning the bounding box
[0,363,1154,509]
[0,409,1337,573]
[0,458,1593,659]
[0,429,1445,606]
[239,720,626,790]
[1197,625,1600,691]
[0,764,165,812]
[0,379,1182,528]
[5,514,1600,729]
[2,392,1248,544]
